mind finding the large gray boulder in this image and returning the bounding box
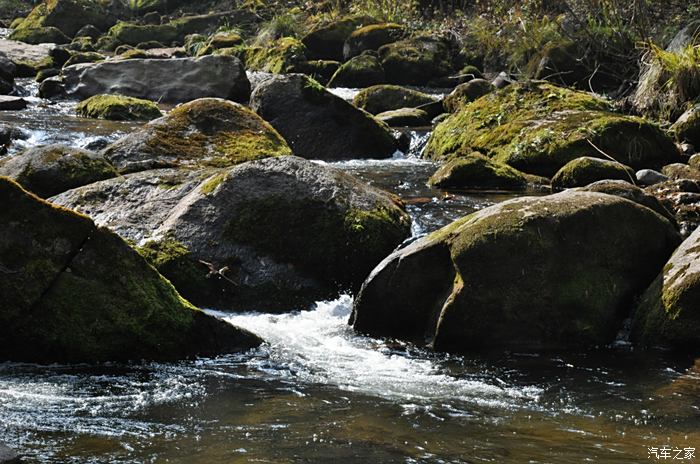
[51,156,411,312]
[250,74,399,160]
[63,55,250,103]
[0,177,261,363]
[633,224,700,351]
[351,191,680,353]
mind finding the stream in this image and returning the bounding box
[0,79,699,463]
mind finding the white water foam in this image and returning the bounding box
[219,296,543,409]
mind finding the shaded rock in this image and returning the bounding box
[672,104,700,146]
[428,152,531,190]
[633,224,700,351]
[646,179,700,236]
[67,36,94,52]
[0,442,19,464]
[0,177,261,363]
[0,52,17,82]
[343,22,404,60]
[9,26,70,44]
[35,67,59,81]
[351,191,681,352]
[63,54,250,103]
[38,76,64,98]
[636,169,668,186]
[662,163,700,181]
[14,0,112,37]
[62,51,104,67]
[250,74,399,160]
[375,108,429,127]
[103,98,290,173]
[327,53,385,88]
[526,40,591,88]
[75,24,102,40]
[0,144,117,198]
[293,59,340,85]
[302,16,377,61]
[578,180,677,226]
[0,96,26,110]
[52,156,411,312]
[76,94,162,121]
[425,81,681,177]
[352,84,436,114]
[443,78,493,112]
[551,157,635,191]
[378,36,454,85]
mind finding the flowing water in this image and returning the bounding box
[1,79,699,463]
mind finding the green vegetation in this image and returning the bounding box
[76,94,162,121]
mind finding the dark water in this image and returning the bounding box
[1,79,699,464]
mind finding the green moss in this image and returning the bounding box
[240,36,308,73]
[551,156,635,190]
[429,152,530,191]
[63,51,104,67]
[14,0,111,37]
[199,172,226,195]
[76,94,162,121]
[9,26,69,44]
[327,53,385,88]
[426,81,679,177]
[108,21,178,46]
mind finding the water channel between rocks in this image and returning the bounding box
[0,79,698,464]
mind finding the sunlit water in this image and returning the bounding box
[0,83,699,463]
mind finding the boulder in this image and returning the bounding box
[0,96,26,110]
[0,39,55,69]
[428,152,532,191]
[302,16,377,61]
[75,24,102,40]
[375,108,429,127]
[343,22,405,60]
[76,94,162,121]
[62,51,104,67]
[105,13,234,47]
[293,59,340,85]
[237,37,308,73]
[102,98,291,174]
[63,54,250,103]
[327,53,385,88]
[0,144,117,198]
[662,163,700,181]
[352,84,436,114]
[551,157,635,191]
[250,74,399,160]
[636,169,668,186]
[0,177,261,363]
[526,40,590,88]
[425,81,681,177]
[633,224,700,351]
[442,78,494,112]
[671,104,700,146]
[51,156,412,312]
[9,26,70,44]
[378,36,454,85]
[578,180,677,226]
[351,191,681,352]
[13,0,113,37]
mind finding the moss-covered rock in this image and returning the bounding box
[428,152,532,191]
[661,162,700,181]
[13,0,112,37]
[237,37,308,73]
[9,26,70,44]
[250,74,399,160]
[0,144,117,198]
[351,190,681,352]
[378,36,454,86]
[302,15,377,61]
[352,84,437,114]
[52,157,412,312]
[62,50,104,67]
[107,21,179,46]
[66,35,94,52]
[375,107,429,127]
[103,98,291,173]
[526,40,590,88]
[293,59,340,85]
[76,94,162,121]
[443,78,494,112]
[633,223,700,352]
[327,53,385,88]
[551,157,635,191]
[343,22,405,60]
[671,103,700,146]
[425,81,681,177]
[0,177,261,363]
